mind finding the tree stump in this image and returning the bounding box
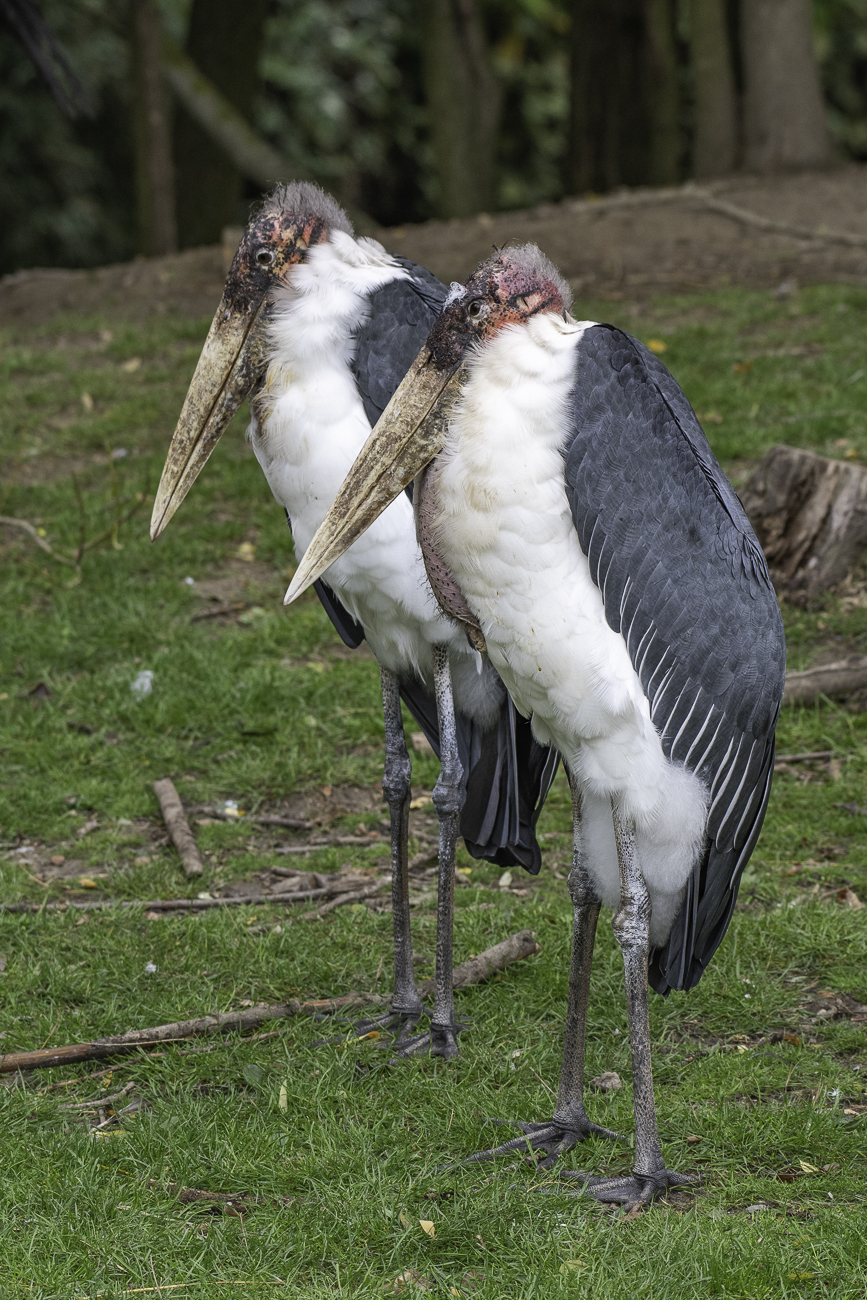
[739,445,867,606]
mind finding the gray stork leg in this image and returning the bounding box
[354,667,424,1038]
[464,772,618,1164]
[394,644,464,1059]
[563,808,695,1208]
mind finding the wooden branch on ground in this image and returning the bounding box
[146,1179,275,1209]
[152,778,203,877]
[0,929,540,1073]
[296,880,387,920]
[552,182,867,251]
[696,192,867,249]
[1,875,386,915]
[783,656,867,705]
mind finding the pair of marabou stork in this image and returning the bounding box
[153,185,784,1209]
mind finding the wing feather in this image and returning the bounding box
[563,325,785,992]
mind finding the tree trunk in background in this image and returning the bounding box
[567,0,680,193]
[741,0,831,172]
[130,0,176,256]
[173,0,268,249]
[420,0,502,218]
[644,0,680,185]
[689,0,738,178]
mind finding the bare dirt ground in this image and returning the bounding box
[4,164,867,330]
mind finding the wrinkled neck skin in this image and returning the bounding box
[245,231,502,723]
[430,311,711,945]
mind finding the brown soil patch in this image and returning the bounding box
[190,558,286,608]
[5,166,867,333]
[390,166,867,295]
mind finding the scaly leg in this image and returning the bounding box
[396,645,464,1059]
[466,771,617,1163]
[355,667,424,1038]
[566,807,695,1207]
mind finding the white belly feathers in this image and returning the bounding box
[432,313,709,942]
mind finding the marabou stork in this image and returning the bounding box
[150,188,557,1059]
[285,243,786,1206]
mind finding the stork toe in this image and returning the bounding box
[562,1166,698,1209]
[385,1014,464,1061]
[464,1114,619,1166]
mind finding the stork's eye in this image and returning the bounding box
[256,247,275,267]
[466,299,487,321]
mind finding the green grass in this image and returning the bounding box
[0,281,866,1298]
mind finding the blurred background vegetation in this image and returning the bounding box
[2,0,867,276]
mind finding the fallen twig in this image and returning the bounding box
[783,657,867,705]
[153,778,204,878]
[252,814,317,830]
[296,880,386,920]
[1,876,383,915]
[0,929,540,1073]
[90,1097,146,1131]
[59,1080,137,1110]
[144,1179,295,1211]
[835,801,867,818]
[0,516,78,567]
[775,750,834,763]
[190,602,247,621]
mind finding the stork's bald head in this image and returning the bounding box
[427,245,572,370]
[223,182,354,318]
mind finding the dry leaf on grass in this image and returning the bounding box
[391,1268,432,1292]
[590,1071,622,1091]
[837,887,864,909]
[419,1220,436,1238]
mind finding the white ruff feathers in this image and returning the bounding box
[432,314,709,943]
[248,232,500,725]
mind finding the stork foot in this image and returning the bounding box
[465,1115,619,1168]
[561,1166,697,1209]
[387,1016,463,1061]
[352,1007,424,1039]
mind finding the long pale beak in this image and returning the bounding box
[150,291,270,540]
[284,347,465,604]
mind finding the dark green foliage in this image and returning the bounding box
[174,0,269,248]
[816,0,867,158]
[0,0,136,275]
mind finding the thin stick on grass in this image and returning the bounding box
[2,877,388,915]
[152,778,204,878]
[0,516,78,567]
[0,929,540,1073]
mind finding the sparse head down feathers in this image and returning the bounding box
[261,181,354,237]
[484,243,573,313]
[427,243,573,370]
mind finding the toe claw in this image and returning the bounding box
[560,1167,697,1208]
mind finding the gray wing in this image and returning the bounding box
[563,325,786,993]
[350,257,447,427]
